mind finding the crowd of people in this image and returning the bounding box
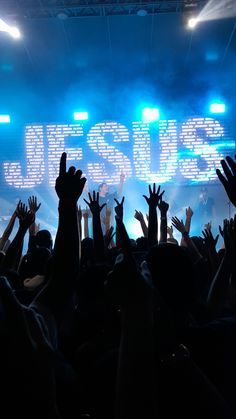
[0,152,236,418]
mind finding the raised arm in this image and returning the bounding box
[185,206,194,234]
[158,197,169,243]
[216,155,236,207]
[172,216,202,264]
[207,218,235,314]
[82,206,90,238]
[35,153,86,319]
[134,210,148,238]
[143,184,164,248]
[27,195,41,252]
[202,227,219,277]
[84,191,106,262]
[2,202,35,271]
[114,196,125,248]
[0,207,17,251]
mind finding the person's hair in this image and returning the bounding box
[136,236,148,251]
[18,247,52,279]
[98,182,107,192]
[35,229,53,250]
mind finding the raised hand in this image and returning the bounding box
[28,195,41,214]
[202,228,219,249]
[158,197,169,214]
[143,184,164,207]
[171,216,187,234]
[55,152,86,202]
[84,191,106,215]
[204,221,212,232]
[216,155,236,207]
[186,206,193,218]
[167,225,173,238]
[134,210,144,222]
[220,217,236,257]
[16,201,35,229]
[114,196,125,219]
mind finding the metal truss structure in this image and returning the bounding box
[0,1,208,19]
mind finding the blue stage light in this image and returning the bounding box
[210,103,226,113]
[73,111,89,121]
[142,107,160,122]
[0,115,10,123]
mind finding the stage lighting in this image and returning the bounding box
[142,107,160,122]
[0,18,21,39]
[137,9,148,17]
[9,27,21,39]
[188,17,198,29]
[210,103,226,113]
[73,111,89,121]
[0,115,10,123]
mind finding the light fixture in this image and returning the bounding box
[210,103,226,114]
[74,111,89,121]
[188,17,199,29]
[0,115,10,123]
[142,107,160,122]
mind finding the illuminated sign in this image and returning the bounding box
[3,117,234,189]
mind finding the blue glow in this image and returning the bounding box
[0,115,10,123]
[142,107,160,122]
[73,111,89,121]
[210,103,226,114]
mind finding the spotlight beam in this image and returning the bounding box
[0,17,21,39]
[198,0,236,22]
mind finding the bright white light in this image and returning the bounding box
[210,103,226,113]
[188,17,198,29]
[9,27,21,39]
[0,115,10,123]
[74,111,89,121]
[198,0,236,23]
[142,107,160,122]
[0,18,21,39]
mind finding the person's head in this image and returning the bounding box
[98,182,109,195]
[18,247,52,280]
[136,236,148,251]
[35,229,53,251]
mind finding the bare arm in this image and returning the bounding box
[35,154,86,321]
[134,210,148,238]
[82,207,90,238]
[185,206,193,234]
[143,184,164,248]
[84,191,106,263]
[0,210,17,251]
[158,198,169,243]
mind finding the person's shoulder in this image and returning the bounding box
[108,191,117,199]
